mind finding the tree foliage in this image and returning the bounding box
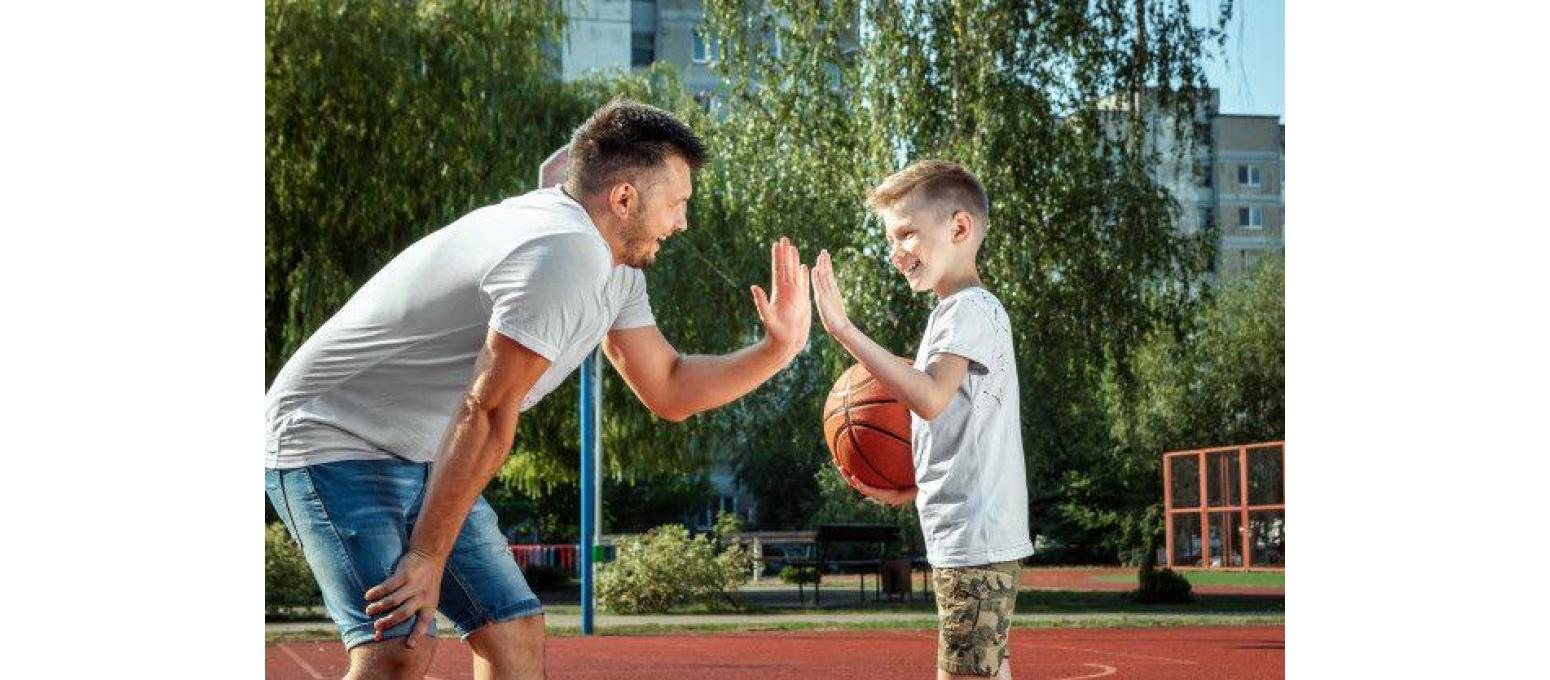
[696,0,1236,548]
[266,2,735,497]
[263,1,1274,562]
[1079,253,1285,562]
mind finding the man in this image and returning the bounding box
[265,98,811,679]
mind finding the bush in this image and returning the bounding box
[595,513,754,613]
[521,564,573,592]
[265,522,321,617]
[1134,566,1194,604]
[779,566,821,585]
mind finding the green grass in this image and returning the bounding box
[1094,570,1284,589]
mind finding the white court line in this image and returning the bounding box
[278,644,324,680]
[1031,643,1198,665]
[1053,664,1118,680]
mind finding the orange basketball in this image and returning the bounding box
[823,360,916,491]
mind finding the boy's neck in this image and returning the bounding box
[933,264,983,300]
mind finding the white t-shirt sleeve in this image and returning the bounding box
[611,268,656,330]
[480,234,610,362]
[922,295,998,373]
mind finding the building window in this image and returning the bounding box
[632,31,656,67]
[1194,160,1212,188]
[1200,207,1215,230]
[692,27,720,64]
[1238,206,1264,229]
[1237,164,1261,187]
[692,29,709,63]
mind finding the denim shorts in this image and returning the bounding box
[265,458,543,649]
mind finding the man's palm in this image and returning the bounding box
[750,237,810,354]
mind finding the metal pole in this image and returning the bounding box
[579,346,601,635]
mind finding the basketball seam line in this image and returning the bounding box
[823,397,903,421]
[842,370,908,488]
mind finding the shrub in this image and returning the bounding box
[779,566,821,585]
[595,513,754,613]
[265,522,321,617]
[1134,566,1194,604]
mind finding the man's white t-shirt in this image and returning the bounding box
[265,187,655,469]
[911,287,1034,567]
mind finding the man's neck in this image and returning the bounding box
[562,184,626,267]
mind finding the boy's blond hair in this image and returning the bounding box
[865,160,990,228]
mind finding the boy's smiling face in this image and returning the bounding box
[879,193,972,293]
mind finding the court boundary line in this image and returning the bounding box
[1030,643,1198,666]
[278,644,323,680]
[1053,664,1119,680]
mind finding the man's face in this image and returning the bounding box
[879,195,959,293]
[618,154,693,268]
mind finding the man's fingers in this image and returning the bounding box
[374,598,418,632]
[771,239,784,286]
[364,572,404,602]
[750,285,772,324]
[786,239,799,286]
[364,589,410,617]
[405,609,435,649]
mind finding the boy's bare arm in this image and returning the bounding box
[811,250,969,421]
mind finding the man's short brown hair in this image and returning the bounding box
[565,97,708,195]
[865,160,990,227]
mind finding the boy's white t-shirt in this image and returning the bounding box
[911,286,1034,567]
[264,187,656,469]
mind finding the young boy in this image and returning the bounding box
[811,160,1032,680]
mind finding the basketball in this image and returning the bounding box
[823,360,916,491]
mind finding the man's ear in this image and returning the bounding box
[950,210,974,244]
[608,181,637,220]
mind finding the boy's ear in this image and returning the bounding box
[950,210,974,244]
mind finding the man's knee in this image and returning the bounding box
[468,614,546,676]
[346,638,436,680]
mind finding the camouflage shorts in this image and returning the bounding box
[933,560,1021,676]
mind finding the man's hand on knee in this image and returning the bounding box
[365,549,446,648]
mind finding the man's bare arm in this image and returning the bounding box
[362,330,550,647]
[604,237,810,421]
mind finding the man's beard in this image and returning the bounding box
[619,210,659,268]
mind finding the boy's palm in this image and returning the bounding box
[811,250,852,337]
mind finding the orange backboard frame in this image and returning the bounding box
[1162,441,1284,571]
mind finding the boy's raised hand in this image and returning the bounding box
[811,249,854,339]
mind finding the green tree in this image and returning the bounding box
[266,0,583,381]
[698,0,1234,552]
[267,2,737,498]
[1087,254,1285,562]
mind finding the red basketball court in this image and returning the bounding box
[267,625,1283,679]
